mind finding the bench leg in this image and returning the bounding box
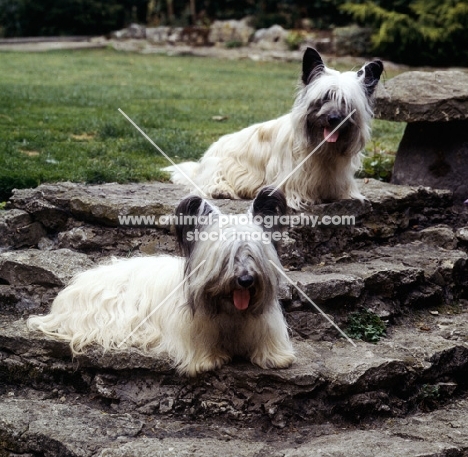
[391,120,468,204]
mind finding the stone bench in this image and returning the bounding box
[374,70,468,204]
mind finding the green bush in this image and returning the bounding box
[285,30,306,51]
[342,0,468,66]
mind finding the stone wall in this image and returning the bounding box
[111,21,364,55]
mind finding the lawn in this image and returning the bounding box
[0,48,405,201]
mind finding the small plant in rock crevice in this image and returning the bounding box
[358,148,395,182]
[416,384,441,411]
[346,309,387,343]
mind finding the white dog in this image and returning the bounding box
[27,187,295,376]
[165,47,383,209]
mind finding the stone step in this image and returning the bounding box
[1,308,467,427]
[0,248,95,315]
[284,241,468,319]
[1,241,467,320]
[0,208,46,249]
[4,180,460,268]
[2,394,468,457]
[1,180,467,455]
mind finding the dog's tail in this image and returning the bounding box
[162,162,200,186]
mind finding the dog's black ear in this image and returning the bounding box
[175,195,217,257]
[358,60,384,97]
[302,47,324,85]
[252,186,287,219]
[251,187,288,246]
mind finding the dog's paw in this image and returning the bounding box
[210,189,236,200]
[185,353,231,376]
[251,351,296,370]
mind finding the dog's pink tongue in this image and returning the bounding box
[233,289,250,310]
[324,128,339,143]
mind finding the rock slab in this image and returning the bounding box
[374,70,468,202]
[374,70,468,123]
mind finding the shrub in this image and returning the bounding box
[342,0,468,66]
[285,30,306,50]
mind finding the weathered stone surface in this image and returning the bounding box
[374,70,468,123]
[287,271,364,302]
[282,241,468,316]
[387,397,468,451]
[113,25,211,47]
[9,181,188,228]
[0,284,56,316]
[111,23,146,40]
[1,305,468,455]
[391,121,468,203]
[100,437,267,457]
[7,179,454,267]
[0,209,46,248]
[2,393,468,457]
[292,256,424,310]
[286,311,339,341]
[98,428,464,457]
[146,26,172,44]
[252,25,288,50]
[2,178,468,455]
[3,311,468,423]
[208,18,254,45]
[400,225,457,250]
[373,243,468,290]
[374,71,468,203]
[456,226,468,242]
[1,240,453,323]
[3,181,464,315]
[56,223,176,256]
[358,178,453,211]
[0,398,143,456]
[0,248,94,286]
[275,179,452,267]
[286,429,459,457]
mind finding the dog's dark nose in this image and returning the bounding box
[238,275,254,288]
[327,113,343,127]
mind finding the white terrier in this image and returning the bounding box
[165,47,383,209]
[28,187,295,376]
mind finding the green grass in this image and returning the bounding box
[0,49,405,200]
